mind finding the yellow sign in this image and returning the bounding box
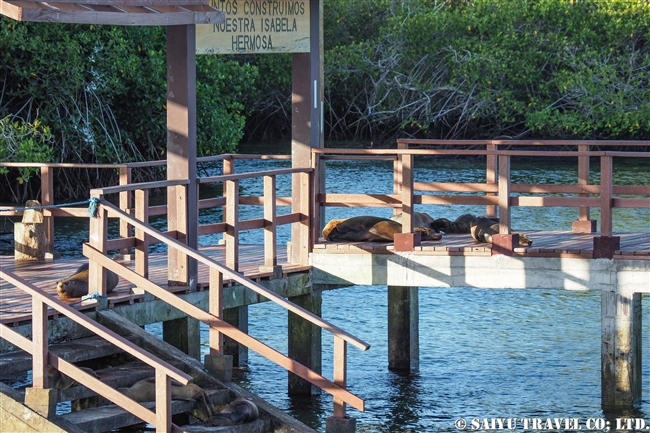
[197,0,310,54]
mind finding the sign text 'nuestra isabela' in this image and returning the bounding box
[196,0,310,54]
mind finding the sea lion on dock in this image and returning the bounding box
[118,377,213,416]
[433,213,476,234]
[48,366,98,390]
[322,216,442,242]
[390,212,437,232]
[470,217,533,247]
[56,263,119,299]
[204,397,259,426]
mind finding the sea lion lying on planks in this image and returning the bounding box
[470,217,533,247]
[118,377,213,416]
[432,214,476,234]
[48,365,98,390]
[389,212,438,232]
[56,263,119,299]
[204,397,259,426]
[322,216,442,242]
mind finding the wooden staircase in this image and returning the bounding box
[0,311,312,433]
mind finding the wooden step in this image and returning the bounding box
[180,419,272,433]
[59,389,232,433]
[57,361,154,403]
[0,334,142,377]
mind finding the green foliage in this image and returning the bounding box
[322,0,650,141]
[0,20,260,198]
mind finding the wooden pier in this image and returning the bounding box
[1,142,649,432]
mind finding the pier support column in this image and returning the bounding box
[162,316,200,361]
[388,286,419,372]
[223,306,248,366]
[288,291,322,394]
[602,289,642,409]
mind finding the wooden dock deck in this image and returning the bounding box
[0,244,310,326]
[2,230,647,326]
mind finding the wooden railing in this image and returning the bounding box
[0,268,193,433]
[312,141,650,247]
[86,182,368,425]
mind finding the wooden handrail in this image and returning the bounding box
[198,167,311,183]
[83,244,365,412]
[97,200,370,352]
[0,268,192,429]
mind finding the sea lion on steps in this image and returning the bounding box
[322,216,442,242]
[118,377,213,416]
[433,213,476,234]
[48,366,98,390]
[390,212,437,232]
[470,217,533,247]
[204,397,259,426]
[56,263,119,299]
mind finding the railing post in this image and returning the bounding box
[260,175,281,278]
[312,151,325,245]
[24,297,57,418]
[394,142,405,216]
[135,189,149,278]
[394,153,420,252]
[492,154,518,255]
[326,336,356,433]
[594,155,620,258]
[88,193,109,304]
[225,179,239,271]
[118,166,134,258]
[486,142,497,219]
[572,144,597,233]
[155,369,171,433]
[40,166,54,254]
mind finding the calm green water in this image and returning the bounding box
[1,154,649,433]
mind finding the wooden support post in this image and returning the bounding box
[486,142,497,219]
[225,179,239,271]
[492,154,517,256]
[388,286,419,372]
[288,291,322,394]
[572,144,597,233]
[326,336,356,433]
[205,267,232,382]
[292,52,311,265]
[118,166,134,258]
[25,298,56,418]
[166,24,198,289]
[223,306,248,366]
[162,316,201,361]
[135,189,149,278]
[40,166,54,254]
[594,155,619,258]
[602,289,642,410]
[155,369,171,433]
[260,175,282,277]
[394,153,420,252]
[88,194,109,302]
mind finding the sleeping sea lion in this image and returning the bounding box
[118,377,213,416]
[204,397,259,426]
[433,213,476,234]
[56,263,119,299]
[470,217,533,247]
[322,216,442,242]
[390,212,437,232]
[48,366,98,390]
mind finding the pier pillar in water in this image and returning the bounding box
[162,316,200,361]
[601,289,642,409]
[288,291,323,394]
[223,306,249,366]
[388,286,419,371]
